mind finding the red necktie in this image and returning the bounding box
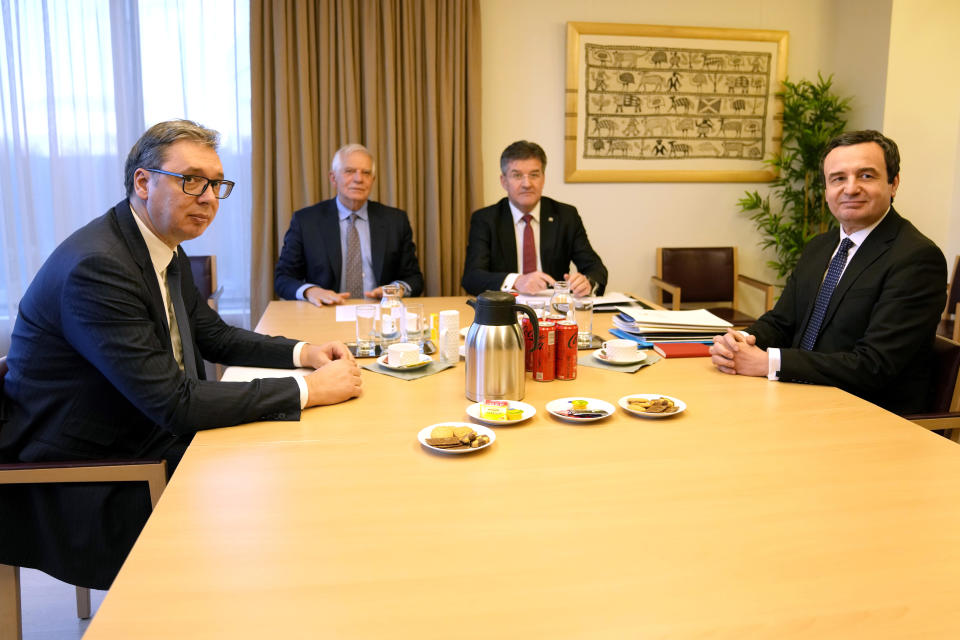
[521,214,536,274]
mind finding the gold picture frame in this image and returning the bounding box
[565,22,788,183]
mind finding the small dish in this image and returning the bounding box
[592,349,647,365]
[418,422,496,454]
[377,353,432,370]
[618,394,687,418]
[466,401,536,426]
[545,397,615,423]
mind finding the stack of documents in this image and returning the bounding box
[612,308,731,343]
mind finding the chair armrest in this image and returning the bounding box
[954,302,959,342]
[210,285,224,302]
[737,274,775,311]
[650,277,681,311]
[904,413,960,443]
[0,460,168,507]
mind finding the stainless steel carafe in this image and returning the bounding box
[465,291,539,401]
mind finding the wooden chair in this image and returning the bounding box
[651,247,775,328]
[0,356,167,640]
[188,255,223,380]
[937,255,960,342]
[903,335,960,442]
[188,254,223,311]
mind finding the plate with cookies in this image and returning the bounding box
[419,422,496,454]
[618,394,686,418]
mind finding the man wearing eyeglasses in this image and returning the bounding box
[461,140,608,296]
[274,143,424,305]
[0,120,361,590]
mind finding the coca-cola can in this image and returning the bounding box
[533,320,556,382]
[555,321,578,380]
[521,315,535,372]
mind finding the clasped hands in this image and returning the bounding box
[709,328,769,377]
[514,271,592,297]
[300,341,362,406]
[304,286,396,306]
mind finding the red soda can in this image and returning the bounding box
[534,320,556,382]
[555,321,578,380]
[522,315,535,372]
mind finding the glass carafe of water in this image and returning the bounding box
[377,284,406,348]
[549,281,575,322]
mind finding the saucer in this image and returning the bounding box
[466,401,536,426]
[545,397,615,423]
[592,349,647,365]
[376,353,432,370]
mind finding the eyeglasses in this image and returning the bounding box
[143,168,235,199]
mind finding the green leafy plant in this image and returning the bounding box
[738,73,851,279]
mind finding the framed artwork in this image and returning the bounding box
[565,22,788,182]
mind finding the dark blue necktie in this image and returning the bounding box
[166,255,199,379]
[799,237,854,351]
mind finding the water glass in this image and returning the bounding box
[405,303,426,351]
[355,304,377,356]
[575,297,594,348]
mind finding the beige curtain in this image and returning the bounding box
[250,0,483,321]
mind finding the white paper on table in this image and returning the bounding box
[335,305,357,322]
[616,307,732,328]
[591,292,639,306]
[220,366,313,382]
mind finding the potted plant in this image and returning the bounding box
[738,73,851,280]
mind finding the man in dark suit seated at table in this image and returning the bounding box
[274,144,424,305]
[709,130,946,414]
[0,119,362,590]
[461,140,607,297]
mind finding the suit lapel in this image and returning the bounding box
[368,201,385,283]
[538,198,557,276]
[320,199,343,287]
[497,199,518,272]
[112,200,170,342]
[819,209,900,329]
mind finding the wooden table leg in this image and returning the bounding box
[0,563,22,640]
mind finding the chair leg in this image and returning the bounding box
[76,586,91,619]
[0,563,22,640]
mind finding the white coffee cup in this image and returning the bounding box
[388,342,420,367]
[601,339,639,362]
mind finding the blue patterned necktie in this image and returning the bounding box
[799,237,854,351]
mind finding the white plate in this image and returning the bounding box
[459,326,468,338]
[418,422,496,454]
[592,348,647,365]
[466,401,536,426]
[377,353,432,370]
[618,394,687,418]
[545,397,615,423]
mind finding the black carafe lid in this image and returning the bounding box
[469,291,521,325]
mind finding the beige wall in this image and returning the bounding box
[884,0,960,263]
[479,0,900,312]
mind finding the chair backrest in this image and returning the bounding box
[929,335,960,413]
[658,247,736,305]
[947,255,960,318]
[188,255,217,300]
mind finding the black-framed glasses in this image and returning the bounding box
[143,168,235,199]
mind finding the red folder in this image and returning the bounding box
[652,342,711,358]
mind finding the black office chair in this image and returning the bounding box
[0,356,167,640]
[902,335,960,442]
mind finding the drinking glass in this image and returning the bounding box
[355,304,377,356]
[575,297,594,348]
[549,281,575,322]
[405,303,426,352]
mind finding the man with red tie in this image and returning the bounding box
[461,140,607,297]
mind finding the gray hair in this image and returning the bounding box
[124,120,220,196]
[500,140,547,175]
[331,143,376,176]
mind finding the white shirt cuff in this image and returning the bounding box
[292,341,309,409]
[392,280,412,296]
[502,273,520,291]
[767,347,781,381]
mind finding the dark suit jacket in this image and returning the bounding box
[747,208,946,414]
[274,198,424,299]
[461,197,608,296]
[0,199,304,588]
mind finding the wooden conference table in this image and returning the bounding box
[85,297,960,638]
